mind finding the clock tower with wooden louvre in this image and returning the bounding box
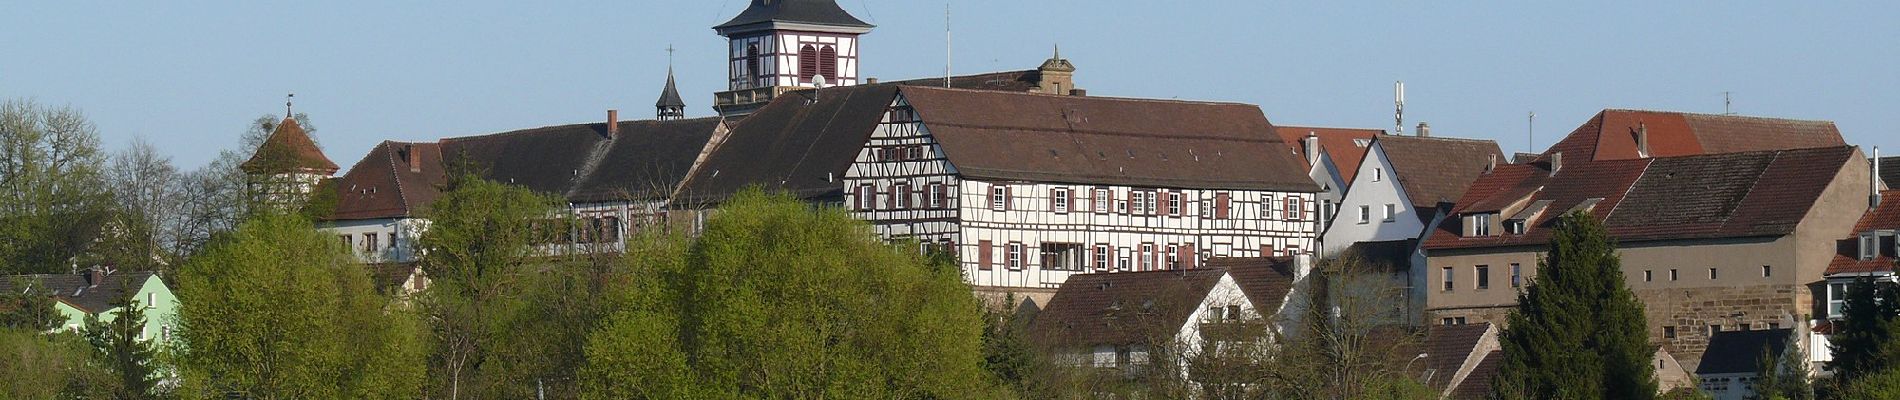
[711,0,874,118]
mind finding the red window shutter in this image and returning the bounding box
[1215,193,1230,219]
[798,45,818,80]
[819,46,838,82]
[979,240,994,270]
[1263,244,1276,257]
[1183,244,1197,269]
[936,184,948,209]
[1005,186,1013,211]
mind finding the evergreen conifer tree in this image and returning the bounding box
[1493,211,1657,399]
[1827,276,1900,385]
[81,297,160,399]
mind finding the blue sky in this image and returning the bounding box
[3,1,1896,170]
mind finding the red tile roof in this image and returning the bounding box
[1027,257,1299,349]
[241,117,339,174]
[1538,109,1842,163]
[901,86,1320,192]
[330,141,445,220]
[1450,350,1503,399]
[1276,126,1382,184]
[1423,322,1493,389]
[1425,146,1859,250]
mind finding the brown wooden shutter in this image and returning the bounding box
[1215,193,1231,219]
[1183,244,1197,269]
[1004,186,1013,211]
[979,240,994,270]
[1262,244,1276,257]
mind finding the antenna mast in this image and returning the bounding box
[1394,81,1405,135]
[1724,91,1733,115]
[1528,111,1536,153]
[944,3,952,88]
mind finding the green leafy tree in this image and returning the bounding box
[1827,276,1900,386]
[0,99,114,274]
[579,189,995,399]
[1493,211,1657,399]
[173,212,425,399]
[0,329,117,399]
[1836,367,1900,399]
[81,297,162,399]
[1,278,63,332]
[415,173,564,399]
[1749,330,1813,400]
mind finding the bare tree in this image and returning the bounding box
[104,137,183,269]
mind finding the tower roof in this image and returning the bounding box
[241,117,339,174]
[714,0,874,34]
[1039,45,1076,72]
[657,68,686,108]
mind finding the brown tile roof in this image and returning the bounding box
[1276,126,1381,184]
[1375,136,1506,210]
[1423,322,1492,389]
[1339,239,1418,273]
[241,117,339,174]
[901,86,1320,192]
[671,85,898,206]
[1696,328,1791,375]
[1027,268,1230,348]
[1449,350,1503,399]
[1425,146,1859,251]
[365,262,420,295]
[1826,190,1900,275]
[1881,157,1900,189]
[328,118,720,221]
[0,272,159,314]
[1539,109,1842,163]
[886,70,1045,93]
[1205,257,1300,314]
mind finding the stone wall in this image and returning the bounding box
[1637,284,1807,371]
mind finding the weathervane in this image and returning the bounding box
[285,93,295,116]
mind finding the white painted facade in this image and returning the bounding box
[727,31,860,90]
[1322,141,1432,256]
[319,200,668,264]
[843,95,1321,291]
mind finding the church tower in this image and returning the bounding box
[711,0,874,118]
[656,67,686,121]
[240,108,338,210]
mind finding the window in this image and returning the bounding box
[1167,192,1182,216]
[908,146,923,160]
[1053,188,1070,213]
[892,184,910,209]
[1094,244,1110,270]
[363,233,378,253]
[1439,317,1467,325]
[162,325,172,341]
[1166,245,1180,269]
[1476,265,1490,289]
[1006,243,1024,270]
[1285,197,1303,221]
[1472,214,1492,236]
[1831,283,1849,318]
[1708,325,1722,336]
[1510,263,1522,288]
[797,44,818,80]
[1709,267,1718,280]
[1862,233,1878,260]
[1147,192,1160,216]
[1042,243,1085,271]
[928,183,945,209]
[1505,220,1526,235]
[1664,326,1677,339]
[817,46,838,83]
[1762,265,1772,278]
[1262,195,1277,220]
[857,185,875,211]
[991,186,1008,211]
[1117,247,1130,271]
[1131,191,1148,214]
[1373,167,1384,182]
[1670,269,1679,281]
[1442,267,1454,291]
[386,232,398,250]
[1358,205,1371,224]
[1383,204,1396,222]
[1644,270,1654,282]
[1094,189,1109,213]
[340,235,353,248]
[1140,244,1155,271]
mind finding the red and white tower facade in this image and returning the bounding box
[711,0,874,117]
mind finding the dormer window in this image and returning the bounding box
[1469,213,1494,236]
[1505,220,1527,235]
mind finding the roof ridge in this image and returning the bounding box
[1602,108,1834,124]
[1598,158,1657,223]
[380,141,413,217]
[899,85,1261,107]
[1377,135,1500,144]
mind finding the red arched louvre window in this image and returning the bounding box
[818,46,838,83]
[798,44,818,81]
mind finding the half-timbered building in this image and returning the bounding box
[838,86,1321,300]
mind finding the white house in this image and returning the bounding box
[838,86,1323,302]
[1277,126,1381,233]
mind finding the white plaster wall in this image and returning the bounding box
[1322,142,1428,256]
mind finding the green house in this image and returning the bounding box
[0,270,179,346]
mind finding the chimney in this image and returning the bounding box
[1303,133,1321,167]
[1069,89,1087,97]
[1416,122,1431,137]
[1549,152,1563,176]
[1636,123,1651,158]
[85,267,104,287]
[606,109,619,137]
[1876,146,1884,209]
[866,77,879,84]
[1485,154,1498,174]
[406,144,422,173]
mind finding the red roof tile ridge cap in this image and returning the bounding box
[922,121,1276,142]
[1377,135,1500,144]
[380,141,413,217]
[1713,151,1788,228]
[1603,108,1834,124]
[438,119,625,143]
[900,85,1260,107]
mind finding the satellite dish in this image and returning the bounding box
[812,75,830,89]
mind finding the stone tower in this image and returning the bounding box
[240,115,338,210]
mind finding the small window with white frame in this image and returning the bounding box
[1094,244,1110,270]
[1862,232,1879,260]
[1166,245,1179,269]
[1140,244,1155,271]
[1359,205,1371,224]
[1383,204,1396,222]
[1167,192,1182,216]
[1006,242,1024,270]
[1094,188,1109,213]
[927,183,945,209]
[1053,188,1070,213]
[991,186,1007,211]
